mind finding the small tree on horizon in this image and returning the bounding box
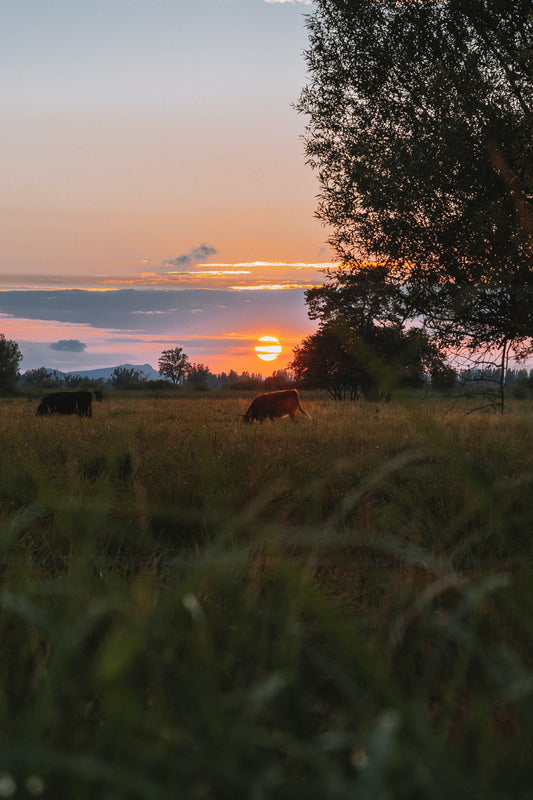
[110,366,144,388]
[19,367,63,388]
[0,333,23,395]
[184,362,211,391]
[158,347,189,384]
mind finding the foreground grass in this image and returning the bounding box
[1,392,533,798]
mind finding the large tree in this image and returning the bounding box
[297,0,533,365]
[290,266,448,400]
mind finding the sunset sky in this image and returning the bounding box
[1,0,334,376]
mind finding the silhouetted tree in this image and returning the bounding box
[184,362,211,391]
[291,320,444,401]
[297,0,533,370]
[263,370,294,391]
[291,325,362,401]
[293,264,448,400]
[158,347,189,384]
[431,364,458,393]
[110,366,144,388]
[19,367,63,388]
[226,371,264,391]
[0,334,23,394]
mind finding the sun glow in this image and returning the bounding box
[255,335,282,362]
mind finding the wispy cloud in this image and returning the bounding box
[90,261,332,291]
[0,261,336,292]
[230,283,317,291]
[50,339,87,352]
[204,262,334,269]
[162,244,217,272]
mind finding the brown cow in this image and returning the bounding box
[242,389,311,423]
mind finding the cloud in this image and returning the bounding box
[0,288,313,335]
[265,0,312,4]
[3,288,318,374]
[0,260,333,291]
[162,244,217,272]
[50,339,87,352]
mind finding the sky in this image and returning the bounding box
[1,0,334,376]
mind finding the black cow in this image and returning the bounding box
[36,391,92,418]
[242,389,312,423]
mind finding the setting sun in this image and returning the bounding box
[255,335,282,362]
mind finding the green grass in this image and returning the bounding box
[1,392,533,798]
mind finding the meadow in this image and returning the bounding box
[1,391,533,798]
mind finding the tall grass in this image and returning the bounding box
[1,392,533,798]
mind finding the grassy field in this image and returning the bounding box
[1,391,533,798]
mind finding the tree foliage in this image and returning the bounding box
[297,0,533,358]
[184,362,211,391]
[19,367,62,388]
[291,266,448,400]
[110,366,144,388]
[158,347,189,384]
[291,320,445,401]
[0,334,23,394]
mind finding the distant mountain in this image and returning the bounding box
[63,363,162,381]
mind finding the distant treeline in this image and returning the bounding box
[17,365,295,394]
[17,364,533,400]
[459,367,533,386]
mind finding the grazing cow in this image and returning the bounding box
[36,390,92,418]
[242,389,311,423]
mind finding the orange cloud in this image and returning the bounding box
[0,261,337,292]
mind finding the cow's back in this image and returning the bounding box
[243,388,307,422]
[36,390,92,417]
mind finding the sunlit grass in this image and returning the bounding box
[1,392,533,797]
